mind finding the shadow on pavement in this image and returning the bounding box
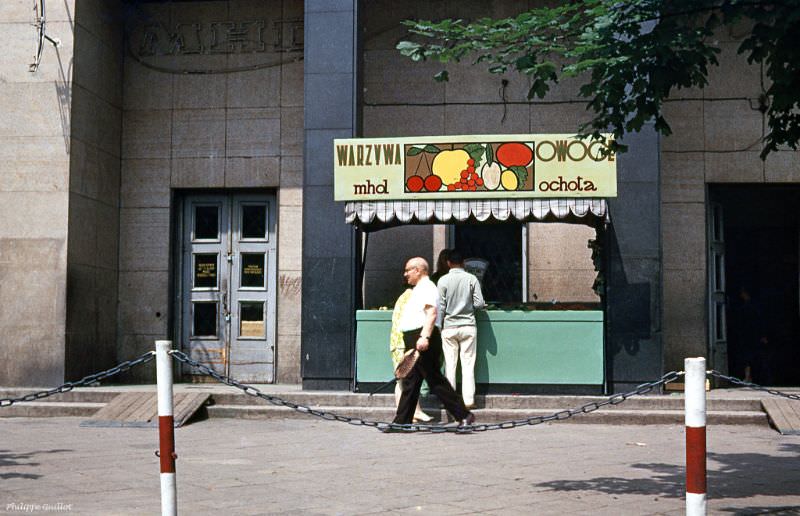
[0,448,73,480]
[533,443,800,500]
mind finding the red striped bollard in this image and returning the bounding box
[685,357,707,515]
[156,340,177,516]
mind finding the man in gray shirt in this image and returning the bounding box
[437,250,486,409]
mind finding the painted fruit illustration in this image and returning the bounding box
[500,169,519,190]
[406,175,424,192]
[480,162,502,190]
[424,174,443,192]
[431,149,471,185]
[496,143,533,168]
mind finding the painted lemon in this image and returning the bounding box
[431,149,471,185]
[500,169,519,190]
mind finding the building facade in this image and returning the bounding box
[1,0,797,390]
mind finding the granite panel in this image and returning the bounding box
[660,100,704,153]
[660,151,705,203]
[304,11,354,75]
[118,208,170,272]
[280,60,304,107]
[662,267,706,339]
[117,270,170,335]
[226,108,281,157]
[123,60,174,111]
[302,185,353,258]
[277,270,302,335]
[281,106,303,156]
[704,40,763,100]
[172,109,226,159]
[173,64,227,110]
[225,157,281,187]
[120,159,171,208]
[171,157,226,188]
[704,100,763,152]
[362,105,445,138]
[304,73,354,129]
[0,156,68,192]
[528,103,592,135]
[445,61,531,104]
[305,0,354,14]
[363,50,445,105]
[443,103,530,135]
[661,202,706,270]
[0,83,65,137]
[277,205,303,271]
[704,151,764,182]
[66,194,97,267]
[303,129,352,186]
[529,270,599,303]
[607,182,660,258]
[280,155,304,187]
[276,333,301,383]
[278,186,303,207]
[0,21,75,84]
[764,150,800,182]
[226,65,281,109]
[0,192,69,238]
[122,110,172,159]
[615,124,660,183]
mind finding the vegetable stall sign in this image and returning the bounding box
[333,134,617,201]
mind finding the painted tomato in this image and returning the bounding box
[495,143,533,168]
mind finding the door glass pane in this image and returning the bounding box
[194,253,218,288]
[240,302,265,338]
[193,302,217,337]
[242,205,267,239]
[715,301,726,341]
[241,253,265,288]
[194,206,219,240]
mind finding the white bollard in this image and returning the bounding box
[685,357,707,516]
[156,340,177,516]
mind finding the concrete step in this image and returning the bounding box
[204,404,769,426]
[0,401,104,417]
[0,389,121,403]
[207,392,762,412]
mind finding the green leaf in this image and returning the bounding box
[423,145,441,153]
[485,143,494,165]
[434,70,449,82]
[509,166,528,189]
[406,147,423,156]
[462,144,485,167]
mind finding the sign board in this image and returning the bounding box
[334,134,616,201]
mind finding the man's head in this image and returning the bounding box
[446,249,464,268]
[403,257,429,286]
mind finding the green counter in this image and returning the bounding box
[355,310,604,386]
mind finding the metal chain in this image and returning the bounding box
[0,352,156,408]
[171,350,684,433]
[707,370,800,401]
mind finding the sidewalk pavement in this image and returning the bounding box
[1,417,798,515]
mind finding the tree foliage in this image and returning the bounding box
[397,0,800,158]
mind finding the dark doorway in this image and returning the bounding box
[711,185,800,386]
[454,223,522,303]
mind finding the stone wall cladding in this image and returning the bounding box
[118,0,303,383]
[659,27,800,372]
[0,1,75,385]
[361,0,597,309]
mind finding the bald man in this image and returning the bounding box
[390,257,475,429]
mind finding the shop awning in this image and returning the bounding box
[345,198,608,231]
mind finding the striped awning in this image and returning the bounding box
[345,199,608,230]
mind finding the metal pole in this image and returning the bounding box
[156,340,177,516]
[685,357,707,515]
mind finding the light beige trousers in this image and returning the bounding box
[441,325,477,406]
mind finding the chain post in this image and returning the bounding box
[685,357,707,516]
[156,340,177,516]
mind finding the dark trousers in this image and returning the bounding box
[393,327,470,424]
